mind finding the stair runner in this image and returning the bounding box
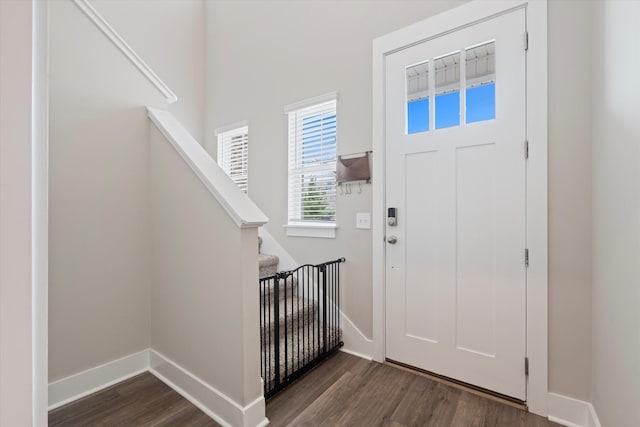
[258,237,342,394]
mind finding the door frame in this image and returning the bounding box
[372,0,548,416]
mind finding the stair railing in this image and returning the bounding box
[259,258,345,398]
[72,0,177,103]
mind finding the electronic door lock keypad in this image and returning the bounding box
[388,207,397,226]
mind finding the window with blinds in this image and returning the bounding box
[287,97,337,226]
[216,124,249,193]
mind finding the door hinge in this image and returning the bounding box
[524,140,529,159]
[524,32,529,51]
[525,249,529,268]
[525,357,529,376]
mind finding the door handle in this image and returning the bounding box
[387,235,398,244]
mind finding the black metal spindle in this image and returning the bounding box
[260,280,264,387]
[321,265,327,354]
[296,273,300,371]
[273,273,280,390]
[302,267,306,365]
[331,263,335,348]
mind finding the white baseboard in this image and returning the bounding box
[548,393,602,427]
[149,350,268,427]
[48,349,150,410]
[340,311,373,360]
[48,349,267,427]
[586,404,602,427]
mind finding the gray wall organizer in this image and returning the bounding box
[337,151,371,194]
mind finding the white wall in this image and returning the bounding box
[591,1,640,426]
[205,0,466,342]
[0,1,34,424]
[48,0,167,382]
[91,0,206,142]
[547,0,593,401]
[149,124,263,409]
[49,0,208,386]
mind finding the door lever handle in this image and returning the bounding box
[387,235,398,244]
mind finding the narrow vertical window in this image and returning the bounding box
[406,61,429,134]
[465,41,496,124]
[434,51,461,129]
[216,123,249,193]
[285,93,337,238]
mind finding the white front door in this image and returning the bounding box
[384,8,527,400]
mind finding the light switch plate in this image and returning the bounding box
[356,212,371,229]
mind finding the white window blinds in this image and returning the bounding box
[216,125,249,193]
[287,99,337,224]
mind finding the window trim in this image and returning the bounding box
[215,121,249,194]
[284,91,338,114]
[214,120,248,136]
[284,222,337,239]
[284,92,338,238]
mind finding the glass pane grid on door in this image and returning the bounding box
[406,41,496,135]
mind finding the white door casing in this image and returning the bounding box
[385,8,526,400]
[372,0,548,415]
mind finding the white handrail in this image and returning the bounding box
[72,0,178,104]
[148,107,269,229]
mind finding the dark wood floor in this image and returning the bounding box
[266,352,561,427]
[48,372,220,427]
[49,352,561,426]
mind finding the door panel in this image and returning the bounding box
[455,143,497,356]
[385,8,527,399]
[405,151,440,343]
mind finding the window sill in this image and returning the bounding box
[284,223,337,239]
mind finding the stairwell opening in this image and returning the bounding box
[258,237,345,398]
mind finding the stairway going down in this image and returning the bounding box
[258,237,344,398]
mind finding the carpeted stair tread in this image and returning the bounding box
[260,275,298,300]
[259,253,279,267]
[259,253,279,278]
[262,323,342,389]
[261,296,316,337]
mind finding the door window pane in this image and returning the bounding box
[406,61,429,134]
[408,99,429,134]
[465,42,495,124]
[435,52,460,129]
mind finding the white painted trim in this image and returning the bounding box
[372,0,548,416]
[523,0,549,416]
[284,91,338,113]
[215,120,249,136]
[547,393,602,427]
[48,349,150,410]
[587,404,602,427]
[340,311,373,361]
[149,350,268,427]
[284,222,337,238]
[71,0,177,104]
[32,1,49,425]
[339,348,373,362]
[148,107,268,229]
